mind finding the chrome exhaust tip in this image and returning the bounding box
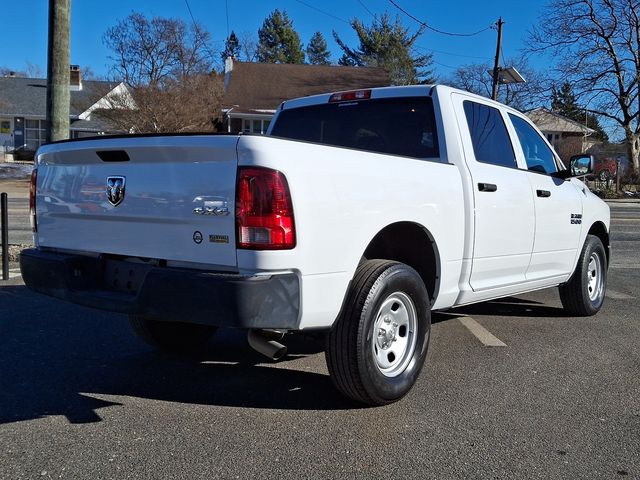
[247,329,287,361]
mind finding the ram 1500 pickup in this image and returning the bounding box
[21,85,610,405]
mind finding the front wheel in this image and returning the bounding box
[559,235,607,316]
[325,260,431,406]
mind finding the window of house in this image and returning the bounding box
[462,101,516,168]
[509,114,558,174]
[241,118,270,135]
[0,121,10,134]
[25,119,46,151]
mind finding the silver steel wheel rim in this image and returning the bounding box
[587,252,604,302]
[371,291,418,378]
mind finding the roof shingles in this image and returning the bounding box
[223,61,390,112]
[0,76,118,117]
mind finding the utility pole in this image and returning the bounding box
[46,0,71,143]
[491,17,504,101]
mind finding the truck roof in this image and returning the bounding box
[279,84,525,116]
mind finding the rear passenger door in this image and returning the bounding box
[453,95,535,291]
[506,113,583,281]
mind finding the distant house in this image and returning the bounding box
[221,58,390,134]
[0,65,130,156]
[525,107,598,154]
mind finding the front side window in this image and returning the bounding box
[509,114,557,174]
[463,101,516,168]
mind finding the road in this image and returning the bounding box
[0,179,30,246]
[0,201,639,479]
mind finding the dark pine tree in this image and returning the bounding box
[221,31,241,62]
[306,32,331,65]
[257,10,305,64]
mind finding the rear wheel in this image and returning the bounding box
[559,235,607,316]
[325,260,431,406]
[128,315,217,352]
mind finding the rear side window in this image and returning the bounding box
[270,97,440,159]
[463,101,516,168]
[509,114,558,174]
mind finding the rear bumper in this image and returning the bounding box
[20,248,300,329]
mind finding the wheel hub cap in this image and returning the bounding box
[587,252,603,302]
[371,292,418,377]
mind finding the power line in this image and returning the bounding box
[225,0,229,38]
[183,0,220,61]
[294,0,351,24]
[413,44,492,61]
[432,60,460,70]
[356,0,376,18]
[388,0,493,37]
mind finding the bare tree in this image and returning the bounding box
[102,13,223,134]
[100,74,224,133]
[0,62,44,78]
[237,31,259,62]
[528,0,640,174]
[446,58,549,111]
[103,12,215,87]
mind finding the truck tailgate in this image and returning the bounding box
[35,135,239,268]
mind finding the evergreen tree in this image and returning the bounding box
[338,54,357,67]
[551,82,608,142]
[257,10,305,64]
[306,32,331,65]
[221,31,241,62]
[333,14,434,85]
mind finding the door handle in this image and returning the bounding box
[537,189,551,198]
[478,183,497,192]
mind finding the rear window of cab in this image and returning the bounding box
[270,97,440,160]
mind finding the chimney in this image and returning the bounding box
[70,64,82,91]
[224,57,234,91]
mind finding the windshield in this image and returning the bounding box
[270,97,440,159]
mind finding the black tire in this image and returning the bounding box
[128,315,217,352]
[325,260,431,406]
[559,235,607,316]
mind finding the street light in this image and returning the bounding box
[488,66,527,100]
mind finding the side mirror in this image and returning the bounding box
[569,154,595,176]
[553,154,595,179]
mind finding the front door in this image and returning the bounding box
[453,94,535,291]
[13,117,25,150]
[506,113,583,280]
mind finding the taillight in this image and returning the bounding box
[236,167,295,250]
[29,168,37,232]
[328,89,371,103]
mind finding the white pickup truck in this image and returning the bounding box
[21,85,610,405]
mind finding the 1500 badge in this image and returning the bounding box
[192,195,230,216]
[571,213,583,224]
[193,206,230,216]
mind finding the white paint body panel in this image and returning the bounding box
[35,136,239,268]
[33,85,610,330]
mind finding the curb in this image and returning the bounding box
[604,198,640,204]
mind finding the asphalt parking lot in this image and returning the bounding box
[0,199,638,479]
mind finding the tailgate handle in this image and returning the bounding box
[96,150,130,162]
[478,183,497,192]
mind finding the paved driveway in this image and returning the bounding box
[0,202,638,479]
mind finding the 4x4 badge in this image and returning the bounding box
[107,176,126,206]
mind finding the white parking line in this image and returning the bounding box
[458,316,507,347]
[606,289,635,300]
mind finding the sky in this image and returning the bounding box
[1,0,551,81]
